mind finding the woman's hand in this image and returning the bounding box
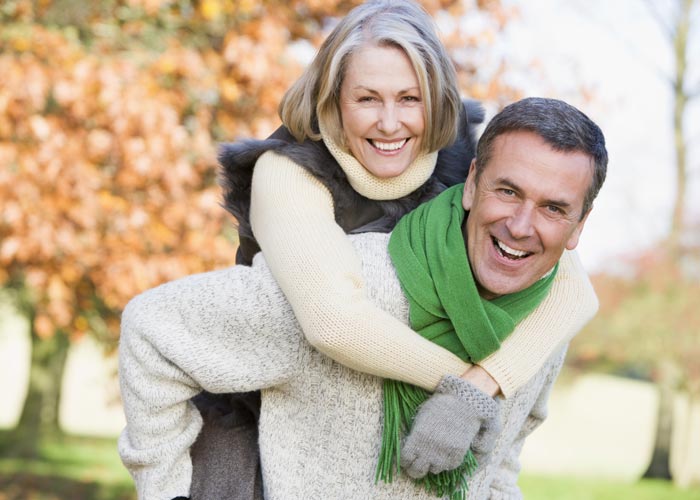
[399,375,501,478]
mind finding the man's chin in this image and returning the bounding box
[476,274,533,299]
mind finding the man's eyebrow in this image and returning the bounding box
[496,177,572,209]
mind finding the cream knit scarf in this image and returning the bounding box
[320,123,438,200]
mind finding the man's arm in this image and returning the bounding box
[118,259,302,500]
[485,346,568,499]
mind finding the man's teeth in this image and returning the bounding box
[497,240,529,259]
[371,139,407,151]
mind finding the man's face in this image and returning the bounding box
[462,131,592,299]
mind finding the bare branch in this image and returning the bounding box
[641,0,676,40]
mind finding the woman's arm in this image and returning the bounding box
[478,249,598,397]
[251,153,597,396]
[250,152,470,391]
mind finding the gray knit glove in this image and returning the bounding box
[400,375,502,479]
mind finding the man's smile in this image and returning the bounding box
[492,237,532,260]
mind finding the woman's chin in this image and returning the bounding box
[363,159,413,178]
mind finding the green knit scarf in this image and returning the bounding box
[376,183,558,499]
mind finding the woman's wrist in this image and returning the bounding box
[459,364,501,397]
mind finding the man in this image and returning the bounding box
[118,97,607,499]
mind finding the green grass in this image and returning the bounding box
[520,474,700,500]
[0,434,135,500]
[1,434,700,499]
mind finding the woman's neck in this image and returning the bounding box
[319,124,438,201]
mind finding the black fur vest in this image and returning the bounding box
[218,99,484,265]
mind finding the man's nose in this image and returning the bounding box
[506,204,535,239]
[377,104,401,134]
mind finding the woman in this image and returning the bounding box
[118,1,598,498]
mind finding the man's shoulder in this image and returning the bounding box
[249,232,394,272]
[349,232,392,257]
[349,233,399,281]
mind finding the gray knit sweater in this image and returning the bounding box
[118,233,569,500]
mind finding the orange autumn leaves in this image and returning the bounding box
[1,25,233,342]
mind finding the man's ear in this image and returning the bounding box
[462,159,477,211]
[565,209,591,250]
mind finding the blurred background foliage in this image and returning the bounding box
[571,242,700,393]
[1,0,699,497]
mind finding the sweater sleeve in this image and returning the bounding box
[486,346,567,499]
[479,249,598,397]
[250,152,470,391]
[117,262,302,500]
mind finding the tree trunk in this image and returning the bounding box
[668,0,692,255]
[9,327,70,458]
[644,359,681,479]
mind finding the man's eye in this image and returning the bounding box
[546,205,563,214]
[500,188,515,196]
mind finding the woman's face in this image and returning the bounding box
[338,44,425,178]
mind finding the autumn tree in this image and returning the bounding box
[642,0,700,255]
[564,0,700,483]
[635,0,699,480]
[0,0,522,455]
[568,243,700,483]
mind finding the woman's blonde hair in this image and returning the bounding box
[279,0,461,154]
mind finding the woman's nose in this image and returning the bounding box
[376,104,401,134]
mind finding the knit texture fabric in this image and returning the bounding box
[118,232,573,500]
[320,121,438,200]
[400,376,501,480]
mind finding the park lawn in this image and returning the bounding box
[519,473,700,500]
[0,434,135,500]
[1,435,700,499]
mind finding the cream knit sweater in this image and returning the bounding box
[250,149,598,396]
[119,233,573,500]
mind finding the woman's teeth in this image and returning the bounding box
[371,139,407,151]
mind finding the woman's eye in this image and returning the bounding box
[358,96,376,103]
[402,95,420,103]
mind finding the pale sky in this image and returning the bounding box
[497,0,700,272]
